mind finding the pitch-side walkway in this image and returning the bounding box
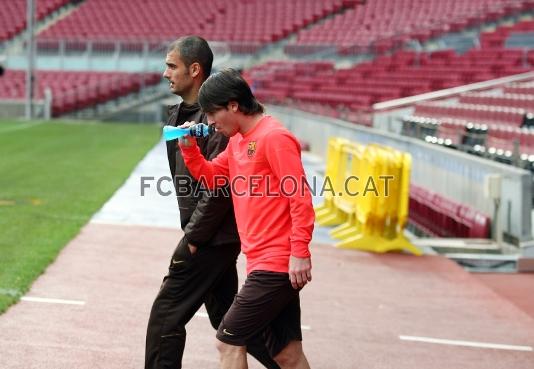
[1,140,533,369]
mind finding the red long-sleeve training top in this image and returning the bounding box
[180,115,314,274]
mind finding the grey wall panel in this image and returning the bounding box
[268,105,533,242]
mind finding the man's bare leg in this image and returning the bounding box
[216,340,248,369]
[274,341,311,369]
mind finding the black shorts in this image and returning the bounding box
[216,270,302,357]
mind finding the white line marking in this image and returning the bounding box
[21,296,86,305]
[301,325,311,331]
[399,335,533,352]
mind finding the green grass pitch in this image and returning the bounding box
[0,119,160,313]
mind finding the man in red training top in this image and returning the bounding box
[178,68,314,369]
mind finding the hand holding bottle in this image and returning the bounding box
[177,121,195,147]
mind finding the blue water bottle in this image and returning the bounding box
[162,123,215,141]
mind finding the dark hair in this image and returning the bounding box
[198,68,264,115]
[167,36,213,79]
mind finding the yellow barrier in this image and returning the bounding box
[329,143,365,239]
[314,137,351,226]
[382,152,422,255]
[317,138,422,255]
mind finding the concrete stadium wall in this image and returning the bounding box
[0,101,25,118]
[267,105,533,243]
[0,100,46,118]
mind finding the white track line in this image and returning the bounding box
[21,296,86,306]
[399,335,533,352]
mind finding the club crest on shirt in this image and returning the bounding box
[247,141,257,158]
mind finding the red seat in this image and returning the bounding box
[409,185,491,238]
[458,205,491,238]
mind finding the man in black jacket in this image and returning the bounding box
[145,36,279,369]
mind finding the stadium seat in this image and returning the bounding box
[409,185,491,238]
[285,0,531,56]
[0,69,161,116]
[249,42,533,124]
[0,0,70,42]
[36,0,351,53]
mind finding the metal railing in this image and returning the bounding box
[373,72,534,112]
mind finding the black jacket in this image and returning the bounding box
[165,102,239,248]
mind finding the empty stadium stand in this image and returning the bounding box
[0,69,161,116]
[0,0,70,42]
[413,102,527,128]
[285,0,533,56]
[459,92,534,111]
[247,47,533,124]
[37,0,357,53]
[401,76,534,172]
